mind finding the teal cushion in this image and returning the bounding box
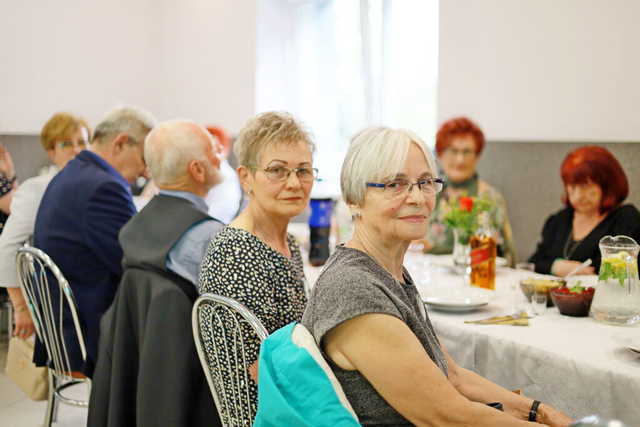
[254,322,360,427]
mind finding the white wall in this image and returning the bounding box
[0,0,257,134]
[158,0,257,132]
[438,0,640,141]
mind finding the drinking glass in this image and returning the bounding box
[516,262,535,272]
[511,263,535,315]
[531,290,548,315]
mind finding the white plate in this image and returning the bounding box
[423,296,489,312]
[627,337,640,355]
[496,257,508,267]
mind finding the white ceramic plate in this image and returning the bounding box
[627,338,640,355]
[423,296,489,312]
[496,257,508,267]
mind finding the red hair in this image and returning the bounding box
[435,117,485,156]
[560,146,629,213]
[205,125,231,155]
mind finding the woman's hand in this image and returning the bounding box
[0,144,16,180]
[248,360,259,383]
[551,259,595,277]
[13,305,36,340]
[538,403,573,427]
[8,288,35,339]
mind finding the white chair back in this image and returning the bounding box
[192,293,268,427]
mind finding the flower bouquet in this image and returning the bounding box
[444,196,493,244]
[444,196,493,273]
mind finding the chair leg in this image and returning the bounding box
[52,395,60,423]
[44,371,57,427]
[6,302,13,338]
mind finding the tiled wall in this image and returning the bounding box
[0,135,49,180]
[477,141,640,263]
[2,134,638,264]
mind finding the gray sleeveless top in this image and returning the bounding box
[302,245,448,426]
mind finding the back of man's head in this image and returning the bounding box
[144,120,221,191]
[93,106,157,146]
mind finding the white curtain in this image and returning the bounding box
[256,0,439,197]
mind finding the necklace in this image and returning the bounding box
[562,226,584,259]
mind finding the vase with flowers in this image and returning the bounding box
[444,196,492,274]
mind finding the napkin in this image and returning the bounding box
[464,312,530,326]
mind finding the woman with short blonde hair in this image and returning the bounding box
[199,111,317,419]
[0,112,91,339]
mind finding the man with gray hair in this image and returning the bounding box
[126,119,225,284]
[88,120,223,427]
[33,106,156,375]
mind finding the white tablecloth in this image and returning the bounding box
[409,253,640,425]
[304,252,640,425]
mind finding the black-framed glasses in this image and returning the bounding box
[258,165,319,183]
[56,140,88,150]
[366,177,445,196]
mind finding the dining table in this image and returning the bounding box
[302,249,640,426]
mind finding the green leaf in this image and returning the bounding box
[598,261,613,282]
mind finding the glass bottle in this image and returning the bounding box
[470,212,496,290]
[308,198,334,266]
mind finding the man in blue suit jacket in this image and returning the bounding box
[34,106,156,375]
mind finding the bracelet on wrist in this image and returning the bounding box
[528,400,541,422]
[14,304,28,313]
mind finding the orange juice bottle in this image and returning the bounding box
[470,213,496,290]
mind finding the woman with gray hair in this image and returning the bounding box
[302,127,572,426]
[198,111,317,414]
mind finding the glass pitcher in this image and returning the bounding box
[590,235,640,325]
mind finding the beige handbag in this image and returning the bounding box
[5,336,49,401]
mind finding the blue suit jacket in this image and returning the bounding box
[34,150,136,374]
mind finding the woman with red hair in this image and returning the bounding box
[425,117,516,265]
[529,146,640,276]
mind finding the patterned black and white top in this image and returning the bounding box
[198,226,307,419]
[0,175,14,234]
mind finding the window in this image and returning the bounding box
[256,0,439,196]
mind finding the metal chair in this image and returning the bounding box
[192,293,268,427]
[16,246,90,427]
[0,288,12,338]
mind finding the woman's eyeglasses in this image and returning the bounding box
[259,166,319,183]
[56,140,87,150]
[366,177,445,197]
[443,148,475,158]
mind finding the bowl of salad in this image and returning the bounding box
[550,284,595,317]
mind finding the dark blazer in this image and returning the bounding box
[33,150,136,374]
[87,194,221,427]
[529,204,640,274]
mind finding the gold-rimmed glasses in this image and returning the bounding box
[256,165,319,183]
[56,140,88,151]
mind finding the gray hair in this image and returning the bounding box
[144,120,211,186]
[341,126,437,206]
[234,111,315,168]
[93,106,157,145]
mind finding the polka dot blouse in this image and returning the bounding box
[197,226,307,418]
